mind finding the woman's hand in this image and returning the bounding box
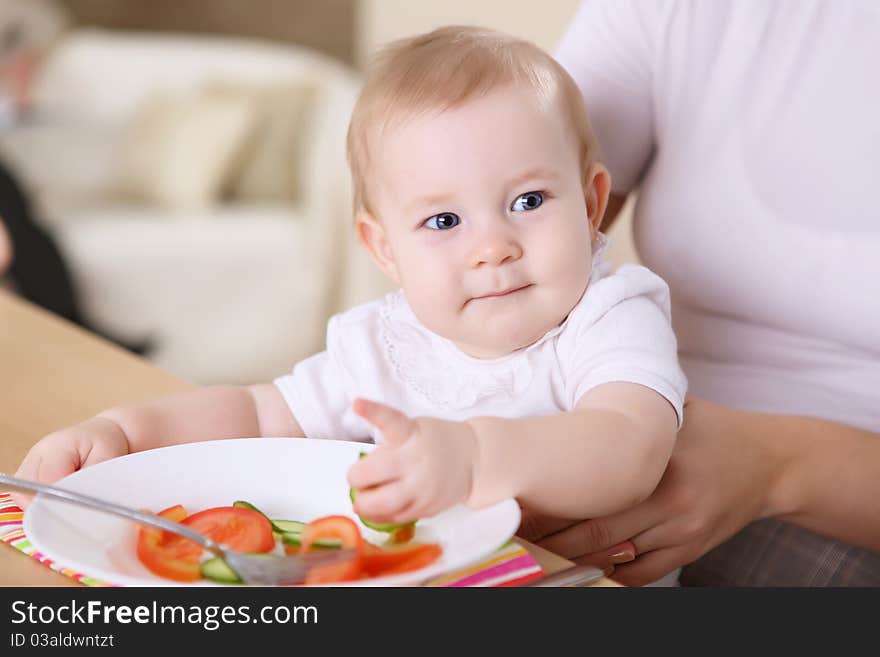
[0,218,12,275]
[518,398,785,585]
[347,398,478,524]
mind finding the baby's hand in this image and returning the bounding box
[347,398,477,524]
[12,417,130,509]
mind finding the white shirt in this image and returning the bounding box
[557,0,880,432]
[274,249,686,443]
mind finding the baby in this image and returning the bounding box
[15,27,686,534]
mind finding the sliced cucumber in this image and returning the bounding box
[201,557,242,584]
[270,519,307,534]
[232,500,287,534]
[231,500,344,549]
[232,500,308,537]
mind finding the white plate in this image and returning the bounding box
[24,438,520,587]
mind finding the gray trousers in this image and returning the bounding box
[681,519,880,587]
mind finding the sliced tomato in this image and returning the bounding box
[362,542,443,577]
[136,504,201,582]
[181,506,275,553]
[155,504,188,523]
[305,558,364,585]
[300,515,364,584]
[299,515,363,553]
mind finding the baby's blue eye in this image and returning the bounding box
[423,212,461,230]
[511,192,543,212]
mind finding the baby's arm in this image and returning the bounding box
[98,384,302,452]
[467,382,678,517]
[349,382,677,523]
[15,384,302,489]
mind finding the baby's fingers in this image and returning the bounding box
[352,398,415,447]
[353,481,418,525]
[8,491,34,510]
[347,448,402,490]
[11,442,80,509]
[15,442,80,486]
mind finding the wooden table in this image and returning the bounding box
[0,289,618,586]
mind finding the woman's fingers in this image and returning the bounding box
[577,510,705,585]
[517,508,577,542]
[570,540,638,571]
[604,545,695,587]
[536,500,661,561]
[571,514,694,574]
[0,217,13,274]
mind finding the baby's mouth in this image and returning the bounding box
[469,284,533,303]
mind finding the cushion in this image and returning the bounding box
[114,89,257,210]
[210,80,318,203]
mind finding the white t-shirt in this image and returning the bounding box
[274,250,686,443]
[557,0,880,432]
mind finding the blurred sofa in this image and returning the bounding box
[0,29,392,384]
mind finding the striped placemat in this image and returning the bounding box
[423,539,544,587]
[0,493,542,587]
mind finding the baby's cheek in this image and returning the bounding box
[547,250,593,313]
[404,282,461,335]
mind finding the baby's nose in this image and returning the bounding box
[468,226,523,268]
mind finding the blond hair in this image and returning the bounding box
[347,25,600,215]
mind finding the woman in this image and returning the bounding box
[0,159,151,354]
[0,159,80,321]
[519,0,880,586]
[0,0,148,354]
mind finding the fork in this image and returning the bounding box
[0,473,357,585]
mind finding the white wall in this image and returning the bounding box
[355,0,639,266]
[356,0,582,59]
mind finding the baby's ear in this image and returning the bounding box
[355,211,400,284]
[583,162,611,235]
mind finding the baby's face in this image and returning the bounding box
[365,86,596,358]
